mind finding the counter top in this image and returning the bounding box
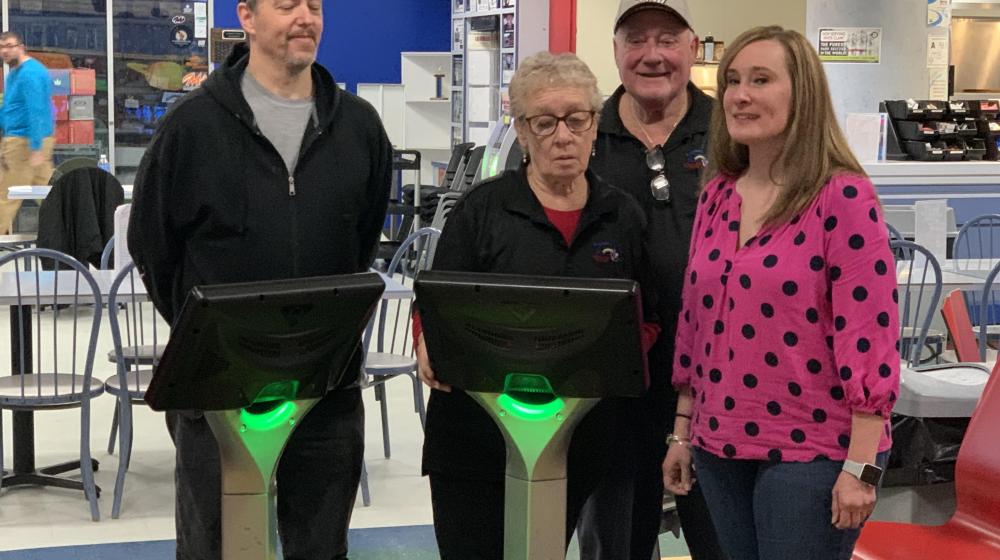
[863,161,1000,185]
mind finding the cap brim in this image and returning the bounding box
[615,6,691,32]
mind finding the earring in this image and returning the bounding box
[591,143,597,157]
[522,151,530,164]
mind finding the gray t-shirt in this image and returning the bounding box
[241,71,317,173]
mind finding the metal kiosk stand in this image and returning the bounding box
[144,273,386,560]
[415,271,649,560]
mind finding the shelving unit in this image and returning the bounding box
[451,0,548,146]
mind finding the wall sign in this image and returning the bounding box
[817,27,882,63]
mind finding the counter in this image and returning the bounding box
[864,161,1000,222]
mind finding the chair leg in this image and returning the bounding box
[80,398,101,522]
[360,460,371,507]
[1,410,5,485]
[377,384,391,459]
[112,397,133,519]
[409,373,427,430]
[107,402,119,455]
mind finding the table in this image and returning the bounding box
[1,269,410,492]
[7,184,134,200]
[897,259,1000,292]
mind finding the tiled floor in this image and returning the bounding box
[0,303,692,558]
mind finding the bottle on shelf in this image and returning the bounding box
[98,153,111,172]
[703,33,715,62]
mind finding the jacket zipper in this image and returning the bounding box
[288,175,296,196]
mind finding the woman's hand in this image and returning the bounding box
[416,333,450,392]
[662,440,694,496]
[831,471,877,529]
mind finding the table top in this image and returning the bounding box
[0,269,410,305]
[7,184,134,200]
[897,259,999,292]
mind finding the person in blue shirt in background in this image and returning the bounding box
[0,31,54,234]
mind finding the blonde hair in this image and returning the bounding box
[509,52,603,119]
[706,26,866,225]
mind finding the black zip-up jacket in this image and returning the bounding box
[422,166,656,479]
[128,43,392,389]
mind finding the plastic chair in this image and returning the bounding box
[104,263,164,518]
[48,157,98,185]
[953,213,1000,272]
[893,240,942,366]
[975,259,1000,361]
[430,191,462,231]
[456,146,486,192]
[364,227,440,459]
[886,222,905,244]
[940,290,981,363]
[99,235,115,270]
[852,357,1000,559]
[0,248,105,521]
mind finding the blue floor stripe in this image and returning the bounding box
[0,525,441,560]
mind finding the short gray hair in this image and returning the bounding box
[509,52,603,120]
[240,0,259,11]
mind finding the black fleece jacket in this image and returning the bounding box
[128,43,392,388]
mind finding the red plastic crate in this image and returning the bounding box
[68,120,94,145]
[52,95,69,121]
[70,68,96,96]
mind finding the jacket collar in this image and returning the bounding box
[502,165,620,232]
[202,41,342,133]
[599,82,712,142]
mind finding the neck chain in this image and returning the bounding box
[630,96,682,149]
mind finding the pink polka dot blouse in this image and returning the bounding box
[673,173,900,462]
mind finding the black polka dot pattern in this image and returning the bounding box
[671,175,898,462]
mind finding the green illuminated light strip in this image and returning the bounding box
[241,401,297,431]
[497,393,565,421]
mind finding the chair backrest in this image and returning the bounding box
[0,248,102,404]
[100,235,115,270]
[953,213,1000,271]
[443,143,475,188]
[48,157,98,185]
[952,356,1000,530]
[975,259,1000,360]
[457,146,486,192]
[430,191,462,231]
[107,263,165,395]
[941,289,980,362]
[372,227,441,356]
[886,222,905,243]
[892,240,942,367]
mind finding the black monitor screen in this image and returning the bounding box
[145,273,385,411]
[415,271,648,398]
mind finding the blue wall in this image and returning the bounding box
[213,0,451,92]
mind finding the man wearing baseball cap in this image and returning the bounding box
[585,1,726,558]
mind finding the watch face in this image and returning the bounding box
[860,464,884,486]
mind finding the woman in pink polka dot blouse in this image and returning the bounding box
[662,26,901,560]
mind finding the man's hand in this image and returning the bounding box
[416,333,450,392]
[831,471,877,529]
[29,150,44,168]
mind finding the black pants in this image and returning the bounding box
[168,387,365,560]
[428,466,600,560]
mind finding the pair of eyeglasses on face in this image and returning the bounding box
[0,42,21,49]
[522,111,595,137]
[646,146,670,202]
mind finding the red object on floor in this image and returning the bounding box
[852,356,1000,559]
[941,289,980,362]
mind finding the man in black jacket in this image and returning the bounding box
[583,1,726,559]
[127,0,392,558]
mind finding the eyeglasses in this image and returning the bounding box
[522,111,595,137]
[0,42,21,49]
[646,145,670,202]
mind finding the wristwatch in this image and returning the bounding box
[842,459,884,486]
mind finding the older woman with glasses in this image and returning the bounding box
[415,51,660,559]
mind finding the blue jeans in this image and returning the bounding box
[692,447,890,560]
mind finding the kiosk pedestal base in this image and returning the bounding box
[205,398,320,560]
[471,393,599,560]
